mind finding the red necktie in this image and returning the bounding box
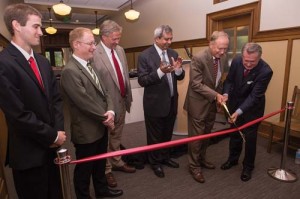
[28,57,44,89]
[213,58,219,81]
[111,49,125,97]
[244,69,250,77]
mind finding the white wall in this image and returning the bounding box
[113,0,300,48]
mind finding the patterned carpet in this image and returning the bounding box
[4,119,300,199]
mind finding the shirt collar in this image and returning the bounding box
[11,41,34,61]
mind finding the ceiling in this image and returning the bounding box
[21,0,138,27]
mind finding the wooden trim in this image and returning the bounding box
[206,2,260,40]
[213,0,228,5]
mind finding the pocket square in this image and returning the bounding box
[247,81,253,84]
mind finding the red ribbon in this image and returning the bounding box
[70,108,285,164]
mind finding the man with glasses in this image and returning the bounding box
[221,43,273,182]
[93,20,135,188]
[60,27,123,198]
[184,31,229,183]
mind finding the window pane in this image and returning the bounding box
[237,26,249,53]
[45,51,50,63]
[54,51,63,67]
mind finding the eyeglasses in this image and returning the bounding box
[77,41,98,46]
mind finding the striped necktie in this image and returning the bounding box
[87,62,103,94]
[162,51,174,97]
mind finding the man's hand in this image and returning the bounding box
[170,57,183,70]
[103,111,115,130]
[50,131,66,148]
[216,93,226,105]
[228,112,238,123]
[160,61,174,74]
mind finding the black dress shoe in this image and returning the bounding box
[153,166,165,178]
[162,159,179,168]
[96,188,123,198]
[220,161,238,170]
[241,169,252,182]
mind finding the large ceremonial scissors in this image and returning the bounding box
[222,103,246,143]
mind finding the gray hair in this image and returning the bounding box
[210,31,229,42]
[99,20,122,37]
[241,43,262,57]
[154,25,173,39]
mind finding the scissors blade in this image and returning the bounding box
[221,103,246,143]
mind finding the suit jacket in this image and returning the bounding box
[223,55,273,122]
[0,43,64,170]
[138,45,185,117]
[93,43,132,118]
[184,47,228,119]
[60,57,114,144]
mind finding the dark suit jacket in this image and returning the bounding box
[138,45,185,117]
[93,44,132,118]
[60,57,114,144]
[223,55,273,122]
[184,47,228,119]
[0,43,64,170]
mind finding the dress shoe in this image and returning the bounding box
[112,163,136,173]
[220,161,238,170]
[241,169,252,182]
[106,172,117,188]
[162,159,179,168]
[200,160,215,169]
[153,166,165,178]
[189,168,205,183]
[96,188,123,198]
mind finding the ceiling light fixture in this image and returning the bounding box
[52,0,72,16]
[45,8,57,35]
[124,0,140,21]
[92,11,100,35]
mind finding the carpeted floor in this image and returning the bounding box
[5,118,300,199]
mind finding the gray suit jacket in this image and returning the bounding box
[93,44,132,118]
[184,47,228,119]
[60,57,114,144]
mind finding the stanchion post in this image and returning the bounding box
[55,148,72,199]
[267,101,297,182]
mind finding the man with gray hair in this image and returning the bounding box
[184,31,229,183]
[93,20,135,188]
[138,25,185,178]
[221,42,273,182]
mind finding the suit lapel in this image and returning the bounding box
[72,57,103,94]
[97,45,120,90]
[7,44,46,94]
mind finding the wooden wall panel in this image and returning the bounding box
[289,39,300,98]
[258,41,288,122]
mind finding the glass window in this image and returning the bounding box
[54,51,63,67]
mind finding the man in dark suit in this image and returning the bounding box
[93,20,135,188]
[138,25,185,178]
[221,43,273,182]
[0,4,66,199]
[60,27,123,199]
[184,31,229,183]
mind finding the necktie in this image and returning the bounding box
[213,58,219,82]
[87,62,103,94]
[162,51,173,97]
[244,69,250,77]
[28,57,44,89]
[111,49,125,97]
